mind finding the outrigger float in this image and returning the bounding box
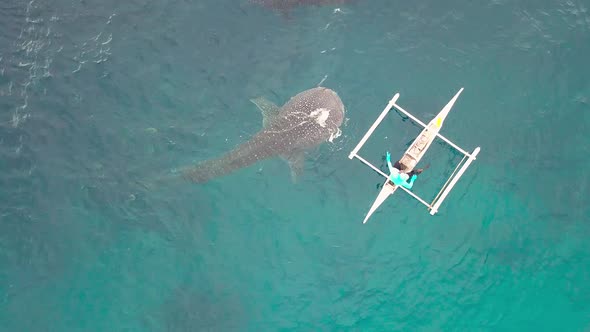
[348,88,480,224]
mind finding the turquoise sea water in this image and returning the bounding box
[1,0,590,331]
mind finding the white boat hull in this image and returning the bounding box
[363,181,398,224]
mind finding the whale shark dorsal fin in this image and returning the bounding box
[281,150,305,183]
[250,96,280,128]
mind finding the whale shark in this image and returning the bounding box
[180,87,345,183]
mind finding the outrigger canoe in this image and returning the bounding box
[348,88,480,224]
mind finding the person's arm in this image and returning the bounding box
[400,174,417,189]
[400,181,412,189]
[386,151,394,173]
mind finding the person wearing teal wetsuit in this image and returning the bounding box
[386,151,417,189]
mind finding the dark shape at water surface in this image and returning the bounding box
[181,87,345,184]
[250,0,353,18]
[143,284,245,331]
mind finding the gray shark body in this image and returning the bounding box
[182,87,345,183]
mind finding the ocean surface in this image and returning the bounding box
[1,0,589,331]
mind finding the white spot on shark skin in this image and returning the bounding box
[309,108,330,127]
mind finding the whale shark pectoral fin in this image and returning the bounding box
[281,150,305,184]
[250,96,281,128]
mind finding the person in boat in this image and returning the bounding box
[385,151,424,189]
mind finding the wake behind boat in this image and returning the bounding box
[348,88,480,224]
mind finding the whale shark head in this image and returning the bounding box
[180,87,345,183]
[261,87,345,149]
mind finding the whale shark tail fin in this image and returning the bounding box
[139,168,190,190]
[177,152,246,184]
[141,161,225,187]
[180,163,215,183]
